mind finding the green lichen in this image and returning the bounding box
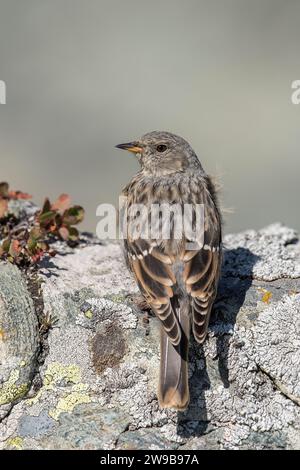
[0,369,29,405]
[84,309,93,319]
[49,384,91,420]
[44,362,81,386]
[46,365,91,420]
[27,362,92,420]
[105,293,127,304]
[27,362,82,406]
[5,436,23,450]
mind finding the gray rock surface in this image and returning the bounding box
[0,223,299,450]
[0,263,39,419]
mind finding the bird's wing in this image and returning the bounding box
[124,237,181,346]
[182,187,222,343]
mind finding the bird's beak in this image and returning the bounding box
[115,142,143,154]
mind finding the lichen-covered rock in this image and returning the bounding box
[0,223,299,449]
[0,263,39,419]
[224,223,300,280]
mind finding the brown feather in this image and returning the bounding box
[121,133,223,407]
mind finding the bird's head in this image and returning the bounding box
[116,131,203,176]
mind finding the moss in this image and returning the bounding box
[0,369,29,405]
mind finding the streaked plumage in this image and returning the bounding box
[117,131,222,410]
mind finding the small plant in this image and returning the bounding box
[0,182,85,267]
[39,311,59,334]
[0,181,32,218]
[38,194,84,243]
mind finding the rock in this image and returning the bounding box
[0,263,39,419]
[0,223,299,449]
[7,199,39,220]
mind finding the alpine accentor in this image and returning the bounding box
[116,131,222,410]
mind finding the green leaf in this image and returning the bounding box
[1,238,11,253]
[0,182,9,198]
[62,206,84,225]
[39,210,56,225]
[37,241,49,251]
[29,226,43,240]
[68,226,79,241]
[41,198,51,214]
[27,226,44,254]
[54,213,63,226]
[27,236,37,254]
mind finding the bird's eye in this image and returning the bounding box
[156,144,167,153]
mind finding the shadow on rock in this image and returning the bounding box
[214,247,260,388]
[177,247,259,439]
[177,342,210,438]
[37,258,69,278]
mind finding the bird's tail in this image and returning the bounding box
[158,300,190,410]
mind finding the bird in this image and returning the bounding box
[116,131,222,410]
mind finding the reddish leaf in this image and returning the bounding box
[0,199,8,218]
[52,194,71,213]
[58,226,69,240]
[9,239,21,258]
[30,250,43,263]
[9,190,32,200]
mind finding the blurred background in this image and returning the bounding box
[0,0,299,234]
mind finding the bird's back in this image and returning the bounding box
[117,130,222,410]
[122,169,222,338]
